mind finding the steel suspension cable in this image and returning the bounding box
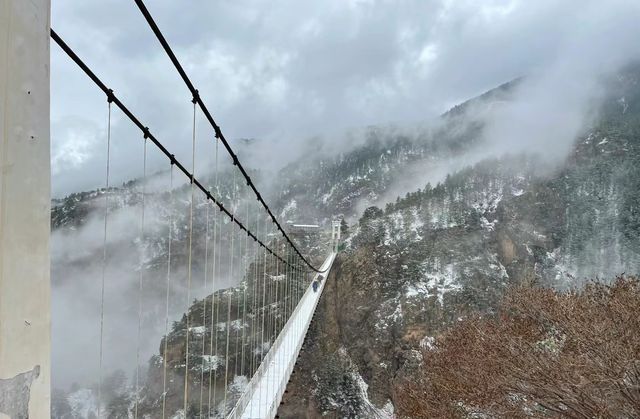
[50,29,292,270]
[274,238,280,346]
[298,257,303,350]
[266,236,276,406]
[199,165,212,418]
[207,137,220,413]
[287,250,293,358]
[249,206,259,378]
[293,256,299,369]
[280,247,289,387]
[251,211,260,376]
[278,243,284,343]
[265,239,272,377]
[134,137,148,419]
[293,253,298,312]
[132,0,326,274]
[276,246,281,340]
[97,95,112,419]
[212,191,223,413]
[161,163,174,419]
[240,198,250,378]
[283,249,289,382]
[183,101,197,416]
[223,169,237,412]
[291,252,295,323]
[271,238,279,402]
[288,253,292,360]
[234,208,243,378]
[258,219,268,413]
[294,257,299,348]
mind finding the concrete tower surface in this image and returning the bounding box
[0,0,51,417]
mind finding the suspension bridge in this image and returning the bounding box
[0,1,340,417]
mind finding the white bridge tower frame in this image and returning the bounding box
[0,0,51,417]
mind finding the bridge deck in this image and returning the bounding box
[230,252,336,419]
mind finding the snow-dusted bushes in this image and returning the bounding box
[396,276,640,418]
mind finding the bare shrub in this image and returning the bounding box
[395,276,640,418]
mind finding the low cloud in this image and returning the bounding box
[51,0,640,196]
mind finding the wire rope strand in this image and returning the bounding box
[288,252,292,361]
[183,101,197,416]
[134,136,148,419]
[258,217,268,416]
[278,264,282,365]
[212,192,223,413]
[266,234,275,408]
[293,254,298,322]
[294,257,298,327]
[250,207,260,377]
[273,235,278,341]
[161,164,174,419]
[286,248,292,357]
[290,249,294,325]
[207,137,219,414]
[264,234,271,397]
[240,197,250,378]
[199,174,211,418]
[234,252,242,378]
[273,236,279,347]
[293,257,298,347]
[233,193,248,377]
[298,258,302,351]
[223,168,237,413]
[97,98,112,419]
[280,245,288,390]
[212,217,222,414]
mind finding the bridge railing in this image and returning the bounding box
[228,251,336,419]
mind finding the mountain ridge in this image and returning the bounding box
[50,66,640,418]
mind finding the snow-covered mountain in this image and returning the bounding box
[277,67,640,417]
[50,65,640,418]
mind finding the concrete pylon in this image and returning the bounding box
[0,0,51,417]
[331,220,341,252]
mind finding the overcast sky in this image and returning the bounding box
[51,0,640,197]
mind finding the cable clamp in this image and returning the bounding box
[170,154,176,165]
[143,127,150,139]
[106,89,115,104]
[191,89,199,104]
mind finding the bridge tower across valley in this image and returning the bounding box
[331,219,342,252]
